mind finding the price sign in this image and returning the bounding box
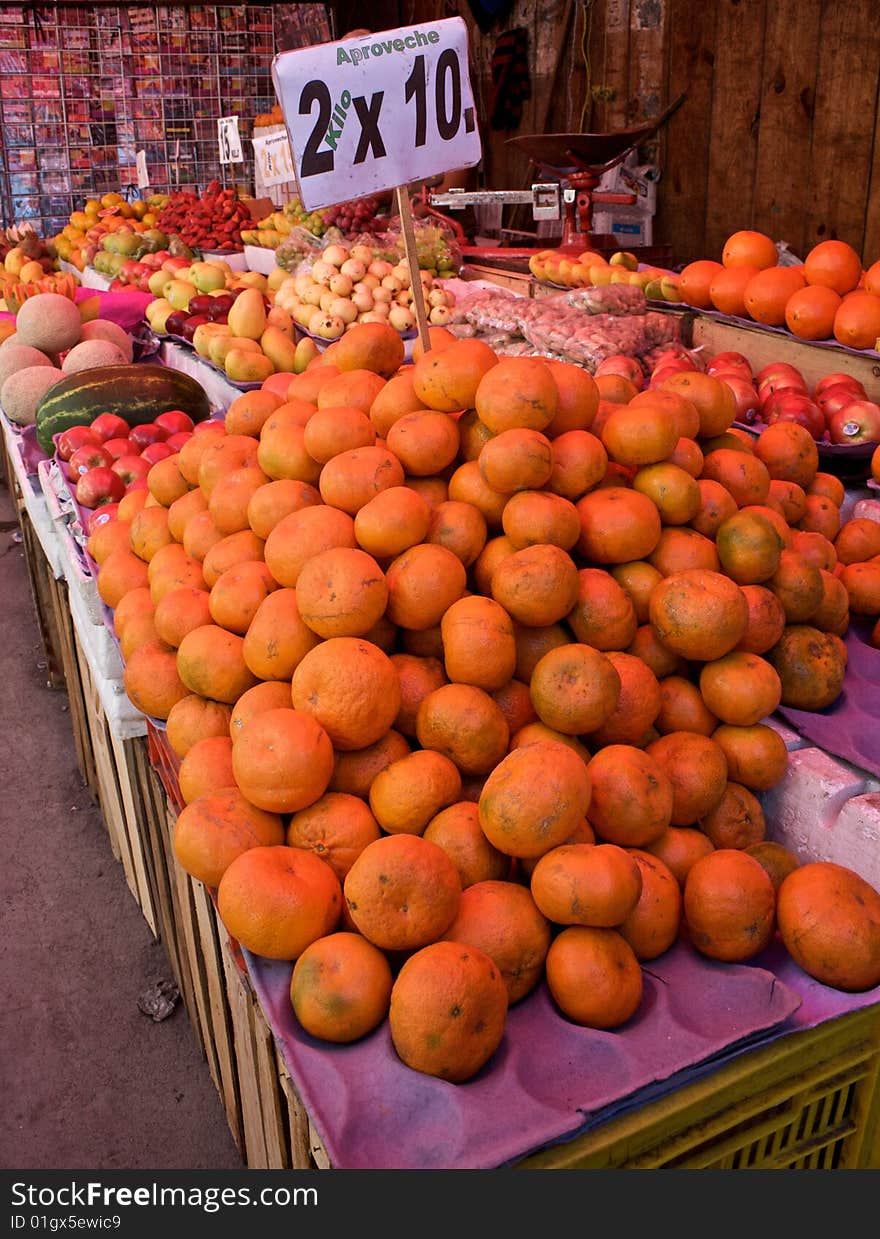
[272,17,481,210]
[135,149,150,189]
[252,130,296,188]
[217,115,243,165]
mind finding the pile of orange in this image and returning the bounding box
[93,319,880,1084]
[679,230,880,350]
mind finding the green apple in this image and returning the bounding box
[188,261,227,293]
[148,269,171,297]
[164,279,198,311]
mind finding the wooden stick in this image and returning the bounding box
[395,184,432,353]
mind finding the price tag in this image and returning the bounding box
[252,130,296,188]
[135,149,150,189]
[218,115,243,165]
[272,17,481,210]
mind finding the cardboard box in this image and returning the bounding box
[592,206,653,248]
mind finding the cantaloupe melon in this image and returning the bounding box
[1,364,64,426]
[79,319,133,362]
[15,293,81,354]
[0,331,18,350]
[61,338,128,375]
[0,344,53,391]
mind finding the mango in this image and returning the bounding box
[233,272,269,293]
[260,324,297,373]
[265,305,294,337]
[225,347,275,383]
[267,266,290,294]
[227,286,267,339]
[4,248,26,276]
[208,334,262,368]
[193,322,231,359]
[293,337,319,373]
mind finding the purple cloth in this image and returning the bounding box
[239,936,876,1170]
[778,618,880,779]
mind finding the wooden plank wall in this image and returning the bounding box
[328,0,880,266]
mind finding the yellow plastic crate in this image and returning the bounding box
[516,1002,880,1169]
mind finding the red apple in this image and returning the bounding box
[140,441,174,465]
[87,503,119,535]
[76,466,126,509]
[719,375,761,423]
[165,431,194,452]
[111,454,151,486]
[827,400,880,445]
[813,372,867,400]
[102,436,136,461]
[756,361,804,386]
[68,443,113,476]
[187,294,216,316]
[207,295,236,320]
[194,419,224,436]
[758,371,809,405]
[155,409,195,436]
[180,314,210,344]
[707,351,752,378]
[594,354,645,389]
[164,310,190,337]
[89,411,132,446]
[57,424,101,461]
[124,476,150,494]
[816,383,864,423]
[129,422,171,451]
[650,361,696,386]
[763,392,826,440]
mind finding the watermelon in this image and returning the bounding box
[35,362,212,456]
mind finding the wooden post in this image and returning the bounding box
[395,184,431,354]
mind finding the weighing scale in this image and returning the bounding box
[427,94,686,260]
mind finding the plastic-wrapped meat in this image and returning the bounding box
[550,283,649,316]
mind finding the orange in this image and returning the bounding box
[208,560,277,635]
[610,560,664,623]
[246,478,321,541]
[217,844,342,960]
[645,730,729,827]
[88,518,132,566]
[344,833,462,951]
[318,445,406,515]
[642,827,715,888]
[767,549,824,622]
[329,729,411,798]
[840,560,880,614]
[530,843,643,927]
[290,932,393,1043]
[806,472,845,506]
[833,290,880,350]
[97,548,150,609]
[315,369,386,415]
[590,651,661,747]
[510,722,591,764]
[619,849,683,961]
[122,639,190,720]
[784,284,841,340]
[753,420,819,487]
[442,879,551,1003]
[490,543,580,626]
[440,595,516,691]
[548,429,608,500]
[776,862,880,992]
[698,781,767,850]
[698,650,782,726]
[353,485,431,559]
[766,479,807,525]
[722,230,778,270]
[167,488,208,543]
[512,620,572,682]
[423,802,510,890]
[632,462,702,525]
[544,359,600,436]
[197,433,260,500]
[586,744,673,847]
[229,680,297,739]
[745,841,801,893]
[385,542,467,629]
[201,529,265,590]
[286,792,382,882]
[701,447,771,508]
[545,926,643,1029]
[683,848,776,962]
[369,749,462,835]
[803,239,863,295]
[736,583,787,654]
[691,478,739,539]
[231,707,334,814]
[302,404,375,463]
[388,940,508,1082]
[649,568,749,660]
[649,526,720,576]
[834,517,880,565]
[743,266,808,326]
[446,460,507,528]
[177,734,235,805]
[386,409,461,476]
[576,487,662,564]
[176,623,257,704]
[369,369,428,437]
[529,642,621,736]
[566,567,638,651]
[600,401,679,467]
[474,356,558,433]
[709,264,760,317]
[478,428,553,493]
[715,511,784,585]
[223,388,284,438]
[501,490,581,552]
[411,338,498,413]
[416,682,509,777]
[797,493,842,541]
[490,677,538,736]
[172,787,284,888]
[166,694,233,759]
[208,466,270,535]
[295,547,387,639]
[478,740,591,859]
[426,499,488,567]
[263,506,356,588]
[711,722,789,792]
[291,637,402,751]
[243,588,320,681]
[678,259,724,309]
[655,674,718,737]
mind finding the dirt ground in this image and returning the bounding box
[0,477,243,1170]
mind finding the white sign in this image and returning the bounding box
[218,115,243,165]
[252,130,296,188]
[135,149,150,189]
[272,17,481,210]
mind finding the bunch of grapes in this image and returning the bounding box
[321,196,382,235]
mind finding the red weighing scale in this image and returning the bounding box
[426,94,685,263]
